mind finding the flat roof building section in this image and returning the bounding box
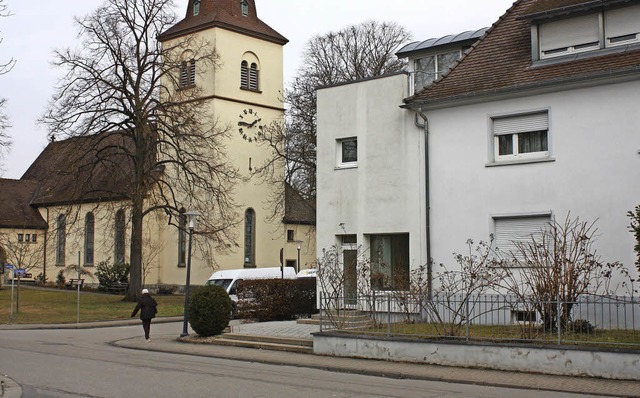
[396,28,488,57]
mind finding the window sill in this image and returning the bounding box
[486,157,555,167]
[240,87,262,94]
[177,84,196,91]
[335,163,358,170]
[177,263,186,268]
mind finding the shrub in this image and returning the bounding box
[237,278,317,321]
[94,260,130,289]
[188,285,232,337]
[570,319,595,334]
[56,270,66,288]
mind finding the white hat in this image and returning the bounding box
[142,289,149,294]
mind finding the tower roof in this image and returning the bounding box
[158,0,288,45]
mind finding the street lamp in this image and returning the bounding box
[181,210,200,337]
[295,240,303,274]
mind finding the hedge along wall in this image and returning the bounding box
[237,278,317,321]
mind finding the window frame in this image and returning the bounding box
[179,59,196,89]
[368,233,410,291]
[490,110,552,165]
[241,0,249,16]
[193,0,201,16]
[492,212,553,266]
[336,137,358,168]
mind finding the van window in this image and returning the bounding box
[207,278,233,290]
[229,279,243,295]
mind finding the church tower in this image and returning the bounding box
[157,0,289,282]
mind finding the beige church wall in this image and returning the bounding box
[283,223,316,272]
[0,226,46,286]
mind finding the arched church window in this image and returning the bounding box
[249,63,259,90]
[84,212,95,266]
[244,208,256,267]
[114,209,126,264]
[180,59,196,88]
[240,60,249,89]
[56,214,66,266]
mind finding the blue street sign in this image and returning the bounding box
[13,268,26,276]
[4,264,14,269]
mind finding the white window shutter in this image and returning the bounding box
[539,13,600,52]
[493,112,548,136]
[605,4,640,41]
[494,216,551,260]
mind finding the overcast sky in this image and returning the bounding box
[0,0,514,179]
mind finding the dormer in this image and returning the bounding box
[396,28,487,96]
[522,0,640,63]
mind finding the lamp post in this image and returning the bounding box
[295,240,303,274]
[181,210,200,337]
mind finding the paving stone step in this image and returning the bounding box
[211,335,313,354]
[221,333,313,347]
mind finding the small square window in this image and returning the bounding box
[337,138,357,167]
[17,234,23,242]
[25,234,30,243]
[492,112,549,163]
[287,229,295,241]
[32,234,37,243]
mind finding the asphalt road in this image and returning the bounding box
[0,322,608,398]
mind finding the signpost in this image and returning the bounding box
[7,264,15,319]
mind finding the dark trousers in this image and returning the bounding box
[142,319,151,339]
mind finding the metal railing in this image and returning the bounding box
[318,292,640,348]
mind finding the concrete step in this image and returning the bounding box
[221,333,313,347]
[211,334,313,354]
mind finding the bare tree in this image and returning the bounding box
[497,215,628,330]
[243,21,412,208]
[629,205,640,274]
[0,0,14,158]
[41,0,239,301]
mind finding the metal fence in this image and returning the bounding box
[318,292,640,348]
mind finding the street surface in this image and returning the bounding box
[0,322,609,398]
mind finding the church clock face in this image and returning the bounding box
[238,108,261,131]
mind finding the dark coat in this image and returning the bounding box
[131,294,158,320]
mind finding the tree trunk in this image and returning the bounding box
[126,201,143,301]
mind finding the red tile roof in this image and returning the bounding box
[158,0,288,45]
[0,179,47,229]
[406,0,640,107]
[22,132,141,206]
[283,183,315,225]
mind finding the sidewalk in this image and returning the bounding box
[2,319,640,397]
[114,320,640,397]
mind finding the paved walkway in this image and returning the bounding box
[2,318,640,397]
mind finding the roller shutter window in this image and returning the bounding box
[605,4,640,47]
[539,13,600,58]
[493,112,549,161]
[494,215,551,263]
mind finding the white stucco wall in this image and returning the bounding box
[316,73,427,267]
[425,80,640,287]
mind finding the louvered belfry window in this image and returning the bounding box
[240,60,249,89]
[179,59,196,88]
[249,63,259,90]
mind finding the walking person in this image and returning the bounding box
[131,288,158,342]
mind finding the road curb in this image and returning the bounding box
[0,375,22,398]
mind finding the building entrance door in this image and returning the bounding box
[343,250,357,305]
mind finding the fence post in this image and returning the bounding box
[557,291,561,345]
[465,293,470,341]
[387,294,391,337]
[319,292,323,333]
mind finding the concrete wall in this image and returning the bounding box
[314,333,640,380]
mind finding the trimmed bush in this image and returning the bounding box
[188,284,232,337]
[237,278,317,321]
[95,260,130,290]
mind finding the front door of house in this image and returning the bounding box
[343,250,357,305]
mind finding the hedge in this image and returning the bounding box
[236,278,317,321]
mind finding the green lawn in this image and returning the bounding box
[0,286,185,324]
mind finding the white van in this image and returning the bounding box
[205,267,297,312]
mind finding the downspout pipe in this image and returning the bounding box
[414,109,432,299]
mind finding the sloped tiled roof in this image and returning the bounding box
[283,184,315,226]
[158,0,288,45]
[405,0,640,107]
[0,179,47,229]
[22,132,140,206]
